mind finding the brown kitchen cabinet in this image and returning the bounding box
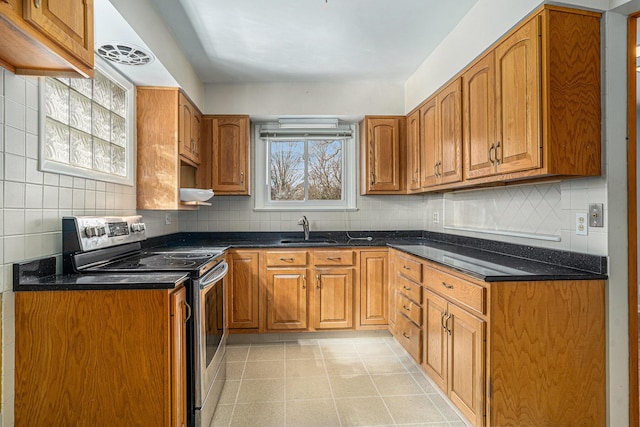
[312,267,354,329]
[419,79,463,189]
[137,87,204,210]
[204,115,250,195]
[16,286,189,426]
[0,0,94,77]
[359,250,389,327]
[226,250,260,330]
[360,116,406,194]
[265,268,309,331]
[406,110,421,193]
[463,6,601,184]
[179,93,202,166]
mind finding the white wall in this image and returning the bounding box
[204,82,405,119]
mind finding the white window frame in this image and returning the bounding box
[38,57,135,186]
[254,123,357,211]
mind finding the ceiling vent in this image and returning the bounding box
[96,42,155,66]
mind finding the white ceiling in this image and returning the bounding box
[147,0,479,84]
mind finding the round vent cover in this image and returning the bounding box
[96,42,155,66]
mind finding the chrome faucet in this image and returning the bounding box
[297,216,310,240]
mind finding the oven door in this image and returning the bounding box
[193,260,228,426]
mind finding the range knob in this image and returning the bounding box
[131,223,146,232]
[84,226,98,238]
[96,226,107,237]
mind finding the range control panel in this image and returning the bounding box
[63,215,147,253]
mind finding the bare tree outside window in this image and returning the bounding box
[309,140,342,200]
[269,139,343,202]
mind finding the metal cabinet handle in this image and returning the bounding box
[327,257,342,261]
[402,265,410,270]
[433,163,438,177]
[240,171,245,184]
[445,313,452,336]
[403,285,411,291]
[316,274,320,289]
[496,141,502,165]
[488,144,495,165]
[184,302,192,322]
[34,0,41,8]
[370,172,375,186]
[441,311,447,332]
[414,169,419,183]
[438,161,442,176]
[441,282,454,290]
[280,257,294,262]
[402,332,411,340]
[402,305,410,311]
[302,276,306,289]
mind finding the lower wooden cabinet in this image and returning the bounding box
[226,250,260,330]
[265,268,309,330]
[313,267,353,329]
[15,286,188,426]
[359,250,389,327]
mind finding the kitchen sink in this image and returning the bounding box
[279,239,338,246]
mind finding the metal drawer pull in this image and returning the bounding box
[302,276,306,289]
[403,305,410,311]
[327,257,342,261]
[316,274,320,289]
[402,332,411,340]
[280,257,294,262]
[34,0,41,8]
[441,282,454,289]
[403,285,411,291]
[402,265,410,270]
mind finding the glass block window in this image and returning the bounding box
[39,60,134,185]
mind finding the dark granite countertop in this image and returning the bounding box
[14,257,190,291]
[146,231,607,283]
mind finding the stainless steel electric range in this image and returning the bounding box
[62,215,228,427]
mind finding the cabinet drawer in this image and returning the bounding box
[265,251,308,267]
[396,274,423,305]
[395,313,422,362]
[425,268,486,315]
[396,254,423,283]
[312,250,355,266]
[396,293,422,327]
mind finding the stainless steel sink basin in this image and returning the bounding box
[279,239,338,245]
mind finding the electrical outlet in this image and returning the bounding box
[432,211,439,224]
[165,213,172,225]
[575,212,588,235]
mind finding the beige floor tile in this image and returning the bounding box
[355,342,396,358]
[230,402,285,427]
[320,342,359,358]
[286,399,341,426]
[226,345,250,362]
[236,378,285,403]
[363,356,407,375]
[324,357,368,376]
[427,393,464,422]
[226,361,245,380]
[384,394,447,424]
[286,376,333,400]
[243,360,285,379]
[286,358,327,378]
[285,342,323,359]
[371,373,424,396]
[335,396,395,426]
[209,404,233,427]
[218,380,240,405]
[247,344,285,361]
[329,374,378,398]
[410,372,440,394]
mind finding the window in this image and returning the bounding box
[39,57,134,185]
[255,122,357,211]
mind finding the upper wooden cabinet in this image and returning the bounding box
[203,115,250,195]
[420,79,463,189]
[406,110,421,193]
[137,87,204,210]
[360,116,406,194]
[0,0,94,78]
[179,93,202,166]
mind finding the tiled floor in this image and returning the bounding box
[210,336,468,427]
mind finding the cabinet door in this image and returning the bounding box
[423,290,448,392]
[438,79,463,185]
[406,110,421,192]
[178,93,195,163]
[463,52,496,180]
[360,251,388,326]
[191,110,202,165]
[313,268,353,329]
[227,251,260,329]
[495,17,541,174]
[448,304,486,427]
[366,117,402,192]
[211,116,250,194]
[23,0,94,67]
[420,98,438,188]
[170,286,187,427]
[266,269,308,330]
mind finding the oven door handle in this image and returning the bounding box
[199,261,229,290]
